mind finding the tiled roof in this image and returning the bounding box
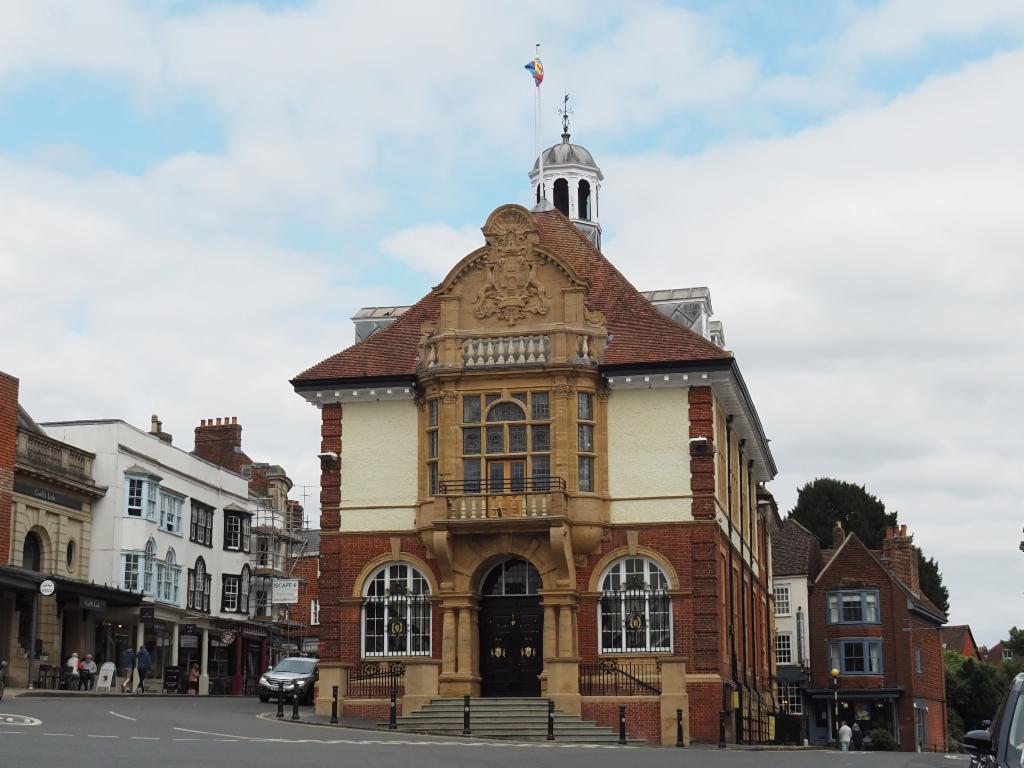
[942,625,976,655]
[772,519,822,577]
[293,209,730,383]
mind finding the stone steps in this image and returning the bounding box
[383,697,635,744]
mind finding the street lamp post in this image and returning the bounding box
[831,668,840,746]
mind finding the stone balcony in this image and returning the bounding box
[434,478,568,532]
[15,430,95,485]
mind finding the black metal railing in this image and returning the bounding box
[599,588,673,653]
[362,593,433,657]
[579,659,662,696]
[439,476,566,495]
[346,662,406,698]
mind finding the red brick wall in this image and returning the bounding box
[688,386,715,520]
[581,698,661,743]
[0,371,18,565]
[687,681,726,742]
[317,404,343,660]
[342,700,400,720]
[293,553,321,630]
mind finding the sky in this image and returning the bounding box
[1,0,1022,646]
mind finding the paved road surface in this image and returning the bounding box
[0,695,968,768]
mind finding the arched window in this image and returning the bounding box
[240,565,251,614]
[143,538,156,595]
[599,557,671,653]
[553,178,569,217]
[362,563,431,657]
[158,548,178,604]
[578,180,591,221]
[188,556,210,612]
[22,532,42,572]
[460,394,552,498]
[482,558,541,596]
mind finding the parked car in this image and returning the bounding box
[963,672,1024,766]
[258,657,319,705]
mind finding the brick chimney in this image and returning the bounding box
[881,524,920,595]
[832,520,845,550]
[149,414,173,444]
[193,416,245,473]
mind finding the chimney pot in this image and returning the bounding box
[900,524,907,537]
[151,414,159,433]
[885,527,894,539]
[231,416,237,425]
[216,417,222,426]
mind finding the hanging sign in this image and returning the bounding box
[220,630,236,646]
[39,579,56,597]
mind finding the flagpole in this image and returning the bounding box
[535,43,545,203]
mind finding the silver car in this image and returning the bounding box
[258,657,319,705]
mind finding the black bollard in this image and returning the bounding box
[676,708,684,747]
[718,711,726,748]
[292,688,300,720]
[462,694,471,735]
[547,699,555,741]
[618,705,626,745]
[389,688,397,730]
[330,685,339,725]
[277,681,285,718]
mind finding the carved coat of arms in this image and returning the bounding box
[473,209,551,325]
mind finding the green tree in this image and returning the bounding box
[945,649,1008,733]
[788,477,949,614]
[1005,626,1024,658]
[789,478,896,549]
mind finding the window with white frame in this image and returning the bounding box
[143,538,156,594]
[122,553,141,591]
[222,575,240,612]
[780,682,803,715]
[599,557,672,653]
[125,475,157,519]
[159,491,183,534]
[223,512,251,552]
[190,501,214,547]
[156,547,180,604]
[827,590,880,624]
[775,632,793,665]
[1003,648,1014,661]
[311,598,320,626]
[828,638,883,675]
[362,563,431,657]
[187,557,211,613]
[773,584,791,616]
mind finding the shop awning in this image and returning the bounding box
[0,565,142,608]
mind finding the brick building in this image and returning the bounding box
[291,530,320,656]
[807,524,947,751]
[291,133,780,745]
[942,625,980,660]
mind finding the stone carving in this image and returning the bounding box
[473,208,551,325]
[552,384,574,399]
[440,390,458,405]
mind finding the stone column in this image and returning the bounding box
[557,605,573,657]
[442,608,456,675]
[543,605,556,661]
[457,608,472,674]
[170,623,179,667]
[199,628,209,696]
[659,659,690,746]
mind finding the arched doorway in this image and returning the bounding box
[479,558,543,697]
[22,532,42,572]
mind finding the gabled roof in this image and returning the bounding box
[817,533,947,624]
[942,625,979,658]
[772,519,822,578]
[292,208,730,384]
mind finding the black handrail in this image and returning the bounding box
[579,659,662,696]
[439,476,566,495]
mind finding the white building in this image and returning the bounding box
[42,415,263,694]
[770,519,822,742]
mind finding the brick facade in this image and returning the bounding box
[809,532,947,751]
[0,371,18,565]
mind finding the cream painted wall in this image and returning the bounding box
[339,399,418,531]
[607,387,692,523]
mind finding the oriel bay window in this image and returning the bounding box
[224,511,251,553]
[599,557,671,653]
[362,563,431,657]
[190,500,214,546]
[461,392,551,493]
[577,392,595,492]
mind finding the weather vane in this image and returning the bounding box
[558,93,572,135]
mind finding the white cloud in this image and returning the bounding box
[380,223,482,281]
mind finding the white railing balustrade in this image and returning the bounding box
[463,335,549,368]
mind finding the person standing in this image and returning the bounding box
[65,652,80,690]
[135,646,150,693]
[187,663,200,695]
[838,721,853,752]
[79,654,97,691]
[852,722,864,751]
[119,647,135,693]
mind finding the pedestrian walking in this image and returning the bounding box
[119,647,135,693]
[135,646,150,693]
[65,652,80,689]
[838,721,853,752]
[187,663,200,695]
[79,654,97,691]
[852,722,864,751]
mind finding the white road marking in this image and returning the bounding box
[108,711,136,721]
[173,738,201,741]
[130,736,160,740]
[43,733,73,737]
[87,734,118,739]
[0,731,28,735]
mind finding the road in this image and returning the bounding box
[0,695,968,768]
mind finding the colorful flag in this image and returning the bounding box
[525,57,543,86]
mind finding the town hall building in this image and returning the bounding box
[292,132,779,744]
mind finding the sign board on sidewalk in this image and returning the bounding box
[95,661,116,692]
[163,666,181,692]
[272,579,299,604]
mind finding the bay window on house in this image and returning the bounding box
[460,392,552,494]
[122,552,141,591]
[187,556,211,613]
[190,500,214,546]
[577,392,595,492]
[599,556,671,653]
[125,474,158,520]
[828,638,882,675]
[426,398,439,497]
[827,589,880,624]
[223,511,251,553]
[159,490,184,534]
[221,564,252,614]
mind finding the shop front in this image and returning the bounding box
[208,620,270,695]
[809,689,900,747]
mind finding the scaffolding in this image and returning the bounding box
[250,495,309,656]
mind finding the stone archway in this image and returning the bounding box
[477,558,543,697]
